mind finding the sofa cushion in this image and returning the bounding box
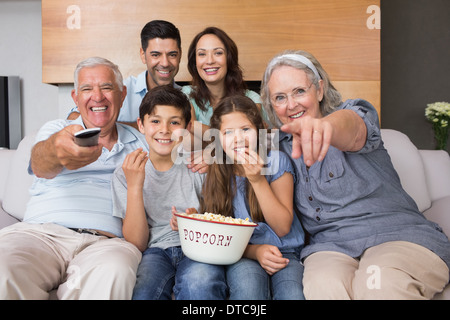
[380,129,431,212]
[2,134,35,220]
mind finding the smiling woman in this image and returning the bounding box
[260,50,450,300]
[267,66,323,125]
[195,34,227,86]
[182,26,268,145]
[185,27,249,112]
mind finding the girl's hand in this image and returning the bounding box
[122,148,148,187]
[254,244,289,275]
[170,206,198,231]
[237,148,264,184]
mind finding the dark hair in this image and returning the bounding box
[210,95,265,139]
[187,27,247,112]
[201,95,266,223]
[139,85,191,127]
[140,20,181,52]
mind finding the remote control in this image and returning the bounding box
[74,128,101,147]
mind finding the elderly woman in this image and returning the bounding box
[261,50,450,299]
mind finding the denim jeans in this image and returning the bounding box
[226,252,305,300]
[132,246,227,300]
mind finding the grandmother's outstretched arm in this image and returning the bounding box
[281,109,367,166]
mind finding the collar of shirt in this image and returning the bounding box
[135,70,182,94]
[134,70,148,95]
[279,130,293,143]
[72,116,143,153]
[116,123,143,146]
[71,114,87,129]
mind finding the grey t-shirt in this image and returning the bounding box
[112,159,204,249]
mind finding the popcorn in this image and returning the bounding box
[178,212,256,226]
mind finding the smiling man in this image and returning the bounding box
[0,57,148,299]
[118,20,183,126]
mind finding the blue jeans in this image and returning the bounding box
[132,246,227,300]
[226,252,305,300]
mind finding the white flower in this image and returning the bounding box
[425,102,450,128]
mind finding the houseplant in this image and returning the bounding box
[425,101,450,150]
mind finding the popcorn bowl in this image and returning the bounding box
[175,212,257,265]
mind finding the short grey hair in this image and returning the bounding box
[261,50,342,128]
[73,57,124,93]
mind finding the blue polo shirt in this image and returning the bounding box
[23,117,148,237]
[119,70,182,122]
[279,99,450,269]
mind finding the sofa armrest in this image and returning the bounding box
[2,134,35,221]
[419,150,450,202]
[423,196,450,238]
[381,129,431,212]
[0,201,20,229]
[0,149,15,201]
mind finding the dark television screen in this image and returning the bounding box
[0,77,10,148]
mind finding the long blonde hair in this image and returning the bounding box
[200,95,267,223]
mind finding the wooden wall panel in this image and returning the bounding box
[334,81,381,118]
[42,0,380,111]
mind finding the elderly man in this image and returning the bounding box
[0,57,147,299]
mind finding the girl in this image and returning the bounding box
[201,95,305,300]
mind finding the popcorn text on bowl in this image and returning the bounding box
[183,228,233,247]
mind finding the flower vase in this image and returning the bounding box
[433,123,449,150]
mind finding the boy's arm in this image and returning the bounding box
[120,149,149,252]
[122,183,149,252]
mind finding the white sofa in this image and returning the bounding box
[0,129,449,299]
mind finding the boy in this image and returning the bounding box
[111,85,226,300]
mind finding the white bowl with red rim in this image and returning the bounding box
[175,212,257,265]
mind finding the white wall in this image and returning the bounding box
[0,0,64,140]
[58,84,76,118]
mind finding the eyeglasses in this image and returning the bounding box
[271,83,314,108]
